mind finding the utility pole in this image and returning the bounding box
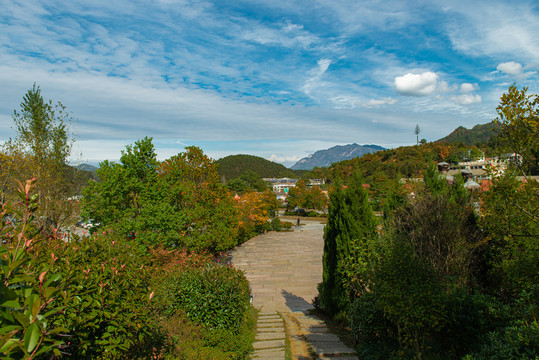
[414,124,421,145]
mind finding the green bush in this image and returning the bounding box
[271,216,282,231]
[349,293,398,359]
[168,264,251,330]
[282,221,293,230]
[36,232,157,359]
[0,180,67,359]
[157,308,256,360]
[465,286,539,360]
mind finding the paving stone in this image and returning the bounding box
[253,339,286,350]
[256,332,286,340]
[252,348,285,359]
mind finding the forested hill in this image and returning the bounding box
[216,154,296,182]
[436,121,501,145]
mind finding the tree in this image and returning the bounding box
[3,84,76,227]
[226,170,268,194]
[82,137,164,244]
[494,84,539,175]
[317,175,377,316]
[415,124,421,145]
[83,140,239,252]
[287,180,327,211]
[235,189,277,242]
[158,146,239,251]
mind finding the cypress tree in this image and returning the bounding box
[317,175,377,316]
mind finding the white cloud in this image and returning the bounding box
[364,97,398,107]
[496,61,523,76]
[394,72,439,96]
[451,94,482,105]
[460,83,475,93]
[268,154,299,163]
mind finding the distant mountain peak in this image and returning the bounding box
[436,121,501,145]
[290,143,386,170]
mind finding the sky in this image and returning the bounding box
[1,0,538,167]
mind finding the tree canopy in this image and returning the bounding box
[82,138,239,252]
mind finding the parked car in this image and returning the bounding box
[77,219,101,230]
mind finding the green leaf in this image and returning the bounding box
[24,322,41,354]
[12,311,30,327]
[44,287,59,299]
[44,273,61,287]
[0,337,19,354]
[0,300,21,309]
[0,325,22,335]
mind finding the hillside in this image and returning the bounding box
[437,121,501,145]
[75,163,98,172]
[291,143,386,170]
[312,142,483,185]
[216,154,296,182]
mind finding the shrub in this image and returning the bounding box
[465,286,539,360]
[271,217,282,231]
[159,307,256,360]
[34,232,157,359]
[282,221,293,230]
[0,180,67,359]
[349,293,397,359]
[167,264,250,331]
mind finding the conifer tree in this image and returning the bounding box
[317,174,377,316]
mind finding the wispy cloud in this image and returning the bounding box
[1,0,538,165]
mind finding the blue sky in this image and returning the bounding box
[1,0,538,167]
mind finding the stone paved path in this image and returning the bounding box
[228,221,357,359]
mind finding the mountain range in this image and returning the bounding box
[290,143,386,170]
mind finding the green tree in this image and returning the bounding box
[3,84,76,227]
[494,84,539,175]
[158,146,239,252]
[82,137,164,245]
[317,175,377,316]
[287,180,327,211]
[226,170,268,194]
[479,174,539,296]
[83,140,239,252]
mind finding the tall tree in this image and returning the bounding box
[494,84,539,175]
[3,84,75,227]
[317,175,377,316]
[414,124,421,145]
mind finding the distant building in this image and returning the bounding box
[448,153,523,180]
[264,178,298,193]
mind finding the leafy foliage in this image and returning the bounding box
[494,84,539,175]
[1,84,77,228]
[165,264,250,331]
[0,179,67,359]
[83,139,239,252]
[2,179,255,359]
[235,190,278,242]
[286,180,327,211]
